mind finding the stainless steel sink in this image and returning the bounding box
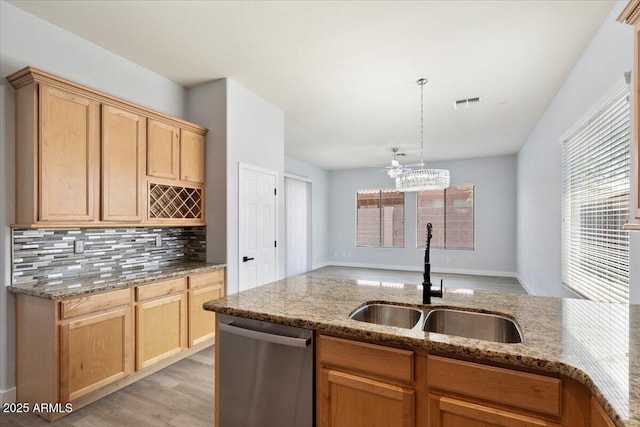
[423,308,523,343]
[350,303,423,329]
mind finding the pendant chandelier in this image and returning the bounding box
[395,78,450,192]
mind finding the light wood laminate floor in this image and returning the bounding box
[0,347,214,427]
[305,265,527,294]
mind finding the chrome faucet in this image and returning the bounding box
[423,223,443,304]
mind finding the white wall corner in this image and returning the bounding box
[311,261,330,271]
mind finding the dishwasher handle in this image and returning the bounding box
[219,321,311,348]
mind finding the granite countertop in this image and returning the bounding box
[9,262,226,299]
[204,275,639,427]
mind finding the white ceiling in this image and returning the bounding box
[9,0,615,170]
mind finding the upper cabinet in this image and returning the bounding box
[147,119,180,180]
[102,105,146,222]
[619,1,640,226]
[8,67,207,227]
[180,129,205,184]
[38,85,100,223]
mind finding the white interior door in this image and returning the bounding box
[239,164,277,292]
[285,176,311,277]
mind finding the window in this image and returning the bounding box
[416,185,474,250]
[562,86,630,303]
[356,189,404,247]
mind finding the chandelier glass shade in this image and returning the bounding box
[395,168,450,192]
[395,78,450,192]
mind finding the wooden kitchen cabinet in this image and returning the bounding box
[135,278,187,370]
[15,268,224,420]
[180,129,205,184]
[102,105,146,222]
[188,270,224,346]
[38,85,100,223]
[317,335,416,427]
[321,368,414,427]
[428,394,560,427]
[8,66,207,227]
[60,305,133,402]
[147,119,180,180]
[591,397,616,427]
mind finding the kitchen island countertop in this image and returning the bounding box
[204,274,640,427]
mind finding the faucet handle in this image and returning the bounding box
[432,279,443,298]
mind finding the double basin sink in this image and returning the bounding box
[349,303,523,343]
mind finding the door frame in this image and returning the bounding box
[284,173,313,276]
[238,162,280,289]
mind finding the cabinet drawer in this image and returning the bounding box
[61,288,131,320]
[427,356,562,416]
[318,335,414,384]
[188,270,224,290]
[136,277,187,301]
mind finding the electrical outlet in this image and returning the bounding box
[155,236,162,247]
[74,240,84,254]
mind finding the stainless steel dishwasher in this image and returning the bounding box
[217,314,314,427]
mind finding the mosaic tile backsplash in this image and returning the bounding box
[12,227,206,286]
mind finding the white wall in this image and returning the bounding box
[0,0,189,402]
[517,1,637,299]
[188,79,285,295]
[187,80,227,267]
[328,155,518,276]
[284,156,330,269]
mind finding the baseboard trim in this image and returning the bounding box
[311,261,330,270]
[325,261,517,279]
[0,387,16,405]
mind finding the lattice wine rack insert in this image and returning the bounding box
[149,183,203,220]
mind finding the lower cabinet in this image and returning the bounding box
[321,368,414,427]
[428,394,560,427]
[15,268,225,421]
[591,397,616,427]
[188,270,224,347]
[60,305,133,402]
[317,334,416,427]
[135,278,187,370]
[316,334,604,427]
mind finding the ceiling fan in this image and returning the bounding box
[376,147,412,178]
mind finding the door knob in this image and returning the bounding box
[243,256,254,262]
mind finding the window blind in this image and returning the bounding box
[416,185,474,250]
[561,86,630,303]
[356,189,404,248]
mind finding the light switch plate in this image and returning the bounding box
[74,240,84,254]
[155,236,162,247]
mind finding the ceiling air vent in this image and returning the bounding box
[454,97,481,110]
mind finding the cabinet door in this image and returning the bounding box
[136,293,187,370]
[428,395,560,427]
[102,105,146,222]
[39,85,99,222]
[319,369,414,427]
[147,119,180,180]
[188,284,223,347]
[591,397,615,427]
[60,307,133,402]
[180,129,205,183]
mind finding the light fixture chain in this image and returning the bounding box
[420,79,424,164]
